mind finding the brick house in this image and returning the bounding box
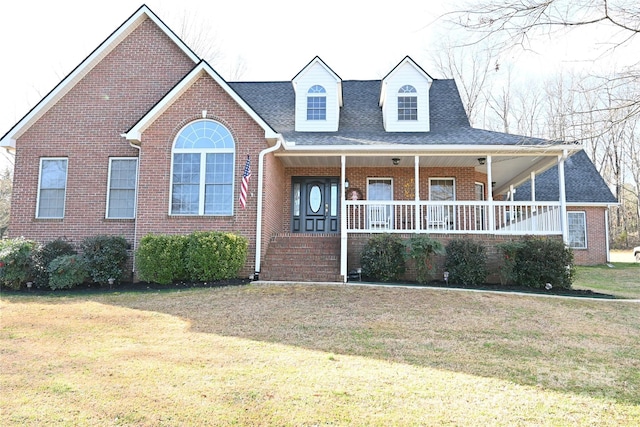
[0,5,617,283]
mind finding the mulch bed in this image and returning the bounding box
[4,278,617,299]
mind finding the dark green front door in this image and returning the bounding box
[292,177,339,233]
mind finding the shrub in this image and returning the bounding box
[360,233,406,282]
[0,237,37,290]
[497,237,574,289]
[47,255,88,290]
[184,231,248,282]
[31,238,77,288]
[135,234,189,285]
[404,235,444,284]
[80,235,129,286]
[444,239,488,286]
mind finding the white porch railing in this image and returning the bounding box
[345,200,562,235]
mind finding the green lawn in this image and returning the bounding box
[574,262,640,299]
[1,266,639,426]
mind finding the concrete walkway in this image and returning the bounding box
[254,280,640,303]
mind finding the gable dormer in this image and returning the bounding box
[292,57,342,132]
[379,56,432,132]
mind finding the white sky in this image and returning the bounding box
[0,0,449,138]
[1,0,634,172]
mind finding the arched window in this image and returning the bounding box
[171,120,235,215]
[307,85,326,120]
[398,85,417,121]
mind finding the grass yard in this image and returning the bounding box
[1,266,639,426]
[574,262,640,299]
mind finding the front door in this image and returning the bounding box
[292,177,339,233]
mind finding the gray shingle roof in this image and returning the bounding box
[229,80,553,146]
[514,150,617,204]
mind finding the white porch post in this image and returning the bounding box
[340,155,348,282]
[487,155,495,232]
[415,155,420,231]
[530,172,536,202]
[558,150,568,244]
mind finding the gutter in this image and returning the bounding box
[254,138,283,279]
[126,138,141,279]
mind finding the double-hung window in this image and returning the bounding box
[398,85,417,121]
[567,211,587,249]
[37,158,68,218]
[307,85,326,120]
[171,120,235,215]
[107,158,138,219]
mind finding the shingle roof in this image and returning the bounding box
[229,80,553,146]
[514,150,617,204]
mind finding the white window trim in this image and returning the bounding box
[169,121,236,216]
[429,177,456,201]
[106,157,138,219]
[567,211,588,249]
[475,182,485,201]
[366,177,394,201]
[36,157,68,219]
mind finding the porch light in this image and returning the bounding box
[344,179,349,188]
[477,157,486,165]
[392,158,400,166]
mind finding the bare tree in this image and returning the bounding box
[429,37,498,127]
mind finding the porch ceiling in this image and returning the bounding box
[277,154,559,194]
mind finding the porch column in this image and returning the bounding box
[487,155,495,232]
[340,155,348,282]
[558,150,568,244]
[530,172,536,202]
[415,155,421,231]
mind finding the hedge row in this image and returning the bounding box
[0,236,128,290]
[135,231,248,285]
[360,234,575,289]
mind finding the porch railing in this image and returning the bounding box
[345,200,562,235]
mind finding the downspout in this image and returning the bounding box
[254,138,283,279]
[340,155,347,282]
[605,208,611,263]
[128,141,141,280]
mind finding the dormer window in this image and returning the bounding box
[398,85,417,121]
[307,85,327,120]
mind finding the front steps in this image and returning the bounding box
[259,234,342,282]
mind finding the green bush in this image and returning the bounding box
[184,231,248,282]
[404,235,444,284]
[497,238,574,289]
[80,235,129,286]
[444,239,488,286]
[0,237,37,290]
[135,234,189,285]
[360,233,406,282]
[31,238,77,288]
[47,254,88,290]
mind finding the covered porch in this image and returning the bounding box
[264,144,580,282]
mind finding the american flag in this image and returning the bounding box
[239,155,251,209]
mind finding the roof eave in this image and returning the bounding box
[0,5,200,148]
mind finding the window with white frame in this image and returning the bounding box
[567,211,587,249]
[398,85,417,121]
[107,158,138,219]
[37,158,68,218]
[171,120,235,216]
[307,85,326,120]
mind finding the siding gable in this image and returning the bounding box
[292,57,342,132]
[380,57,432,132]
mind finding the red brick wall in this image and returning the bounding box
[134,75,271,278]
[9,18,195,249]
[569,206,609,265]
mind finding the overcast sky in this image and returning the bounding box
[0,0,452,137]
[1,0,633,171]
